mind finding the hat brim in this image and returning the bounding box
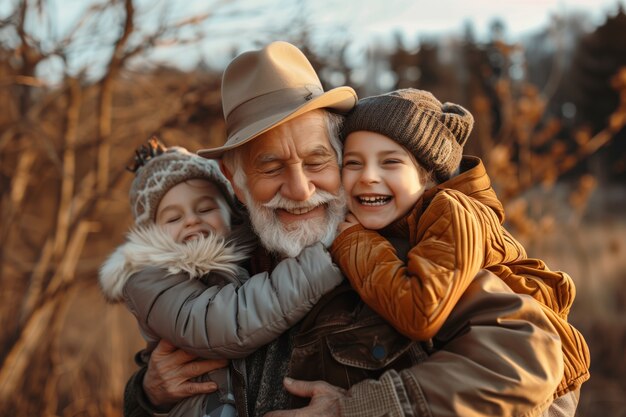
[198,86,356,159]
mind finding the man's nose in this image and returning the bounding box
[282,165,315,201]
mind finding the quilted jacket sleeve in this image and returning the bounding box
[331,189,525,340]
[338,269,563,417]
[123,243,342,358]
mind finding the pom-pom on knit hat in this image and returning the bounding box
[128,137,238,227]
[342,88,474,182]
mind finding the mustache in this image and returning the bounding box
[243,186,346,258]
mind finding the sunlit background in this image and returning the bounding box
[1,0,625,416]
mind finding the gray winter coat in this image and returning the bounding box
[99,224,343,357]
[99,224,343,417]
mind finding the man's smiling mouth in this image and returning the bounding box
[282,205,321,215]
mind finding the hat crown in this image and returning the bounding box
[394,89,473,146]
[198,41,357,159]
[222,41,322,121]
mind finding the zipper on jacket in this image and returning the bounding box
[232,359,250,417]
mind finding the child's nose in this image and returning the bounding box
[361,165,381,183]
[184,212,202,226]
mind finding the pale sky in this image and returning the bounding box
[1,0,623,81]
[328,0,621,39]
[182,0,624,55]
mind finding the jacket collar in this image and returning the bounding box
[380,156,504,243]
[98,224,250,302]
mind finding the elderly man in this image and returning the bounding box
[122,41,564,417]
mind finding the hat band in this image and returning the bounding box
[226,85,324,138]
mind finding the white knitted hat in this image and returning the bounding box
[129,138,238,227]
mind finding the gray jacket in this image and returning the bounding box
[99,224,343,358]
[100,224,343,417]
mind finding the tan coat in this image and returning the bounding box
[331,156,590,398]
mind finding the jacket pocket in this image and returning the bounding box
[290,310,425,390]
[288,305,427,409]
[325,318,416,370]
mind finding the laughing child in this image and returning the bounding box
[330,89,590,409]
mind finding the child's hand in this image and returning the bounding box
[338,212,360,234]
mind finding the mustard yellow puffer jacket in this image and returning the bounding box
[331,156,590,398]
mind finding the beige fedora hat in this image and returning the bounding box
[198,41,357,158]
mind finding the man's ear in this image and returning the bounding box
[219,159,232,181]
[219,159,246,203]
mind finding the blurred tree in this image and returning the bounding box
[0,1,228,415]
[389,35,441,93]
[415,41,443,92]
[460,27,501,155]
[571,5,626,180]
[389,33,418,89]
[524,13,590,121]
[271,1,354,95]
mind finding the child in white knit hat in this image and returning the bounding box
[330,88,589,406]
[99,137,342,417]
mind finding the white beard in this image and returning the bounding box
[242,187,347,258]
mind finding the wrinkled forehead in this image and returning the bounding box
[244,110,334,160]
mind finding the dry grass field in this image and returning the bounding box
[528,188,626,417]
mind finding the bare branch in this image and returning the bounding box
[0,297,59,404]
[0,147,36,247]
[19,237,54,323]
[0,75,47,88]
[47,220,101,296]
[53,77,81,258]
[97,0,135,193]
[52,2,111,55]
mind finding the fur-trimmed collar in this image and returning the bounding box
[99,224,249,302]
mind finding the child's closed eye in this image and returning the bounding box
[383,158,402,165]
[342,159,362,168]
[198,206,217,213]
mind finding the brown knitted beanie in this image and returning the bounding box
[342,88,474,182]
[128,138,238,227]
